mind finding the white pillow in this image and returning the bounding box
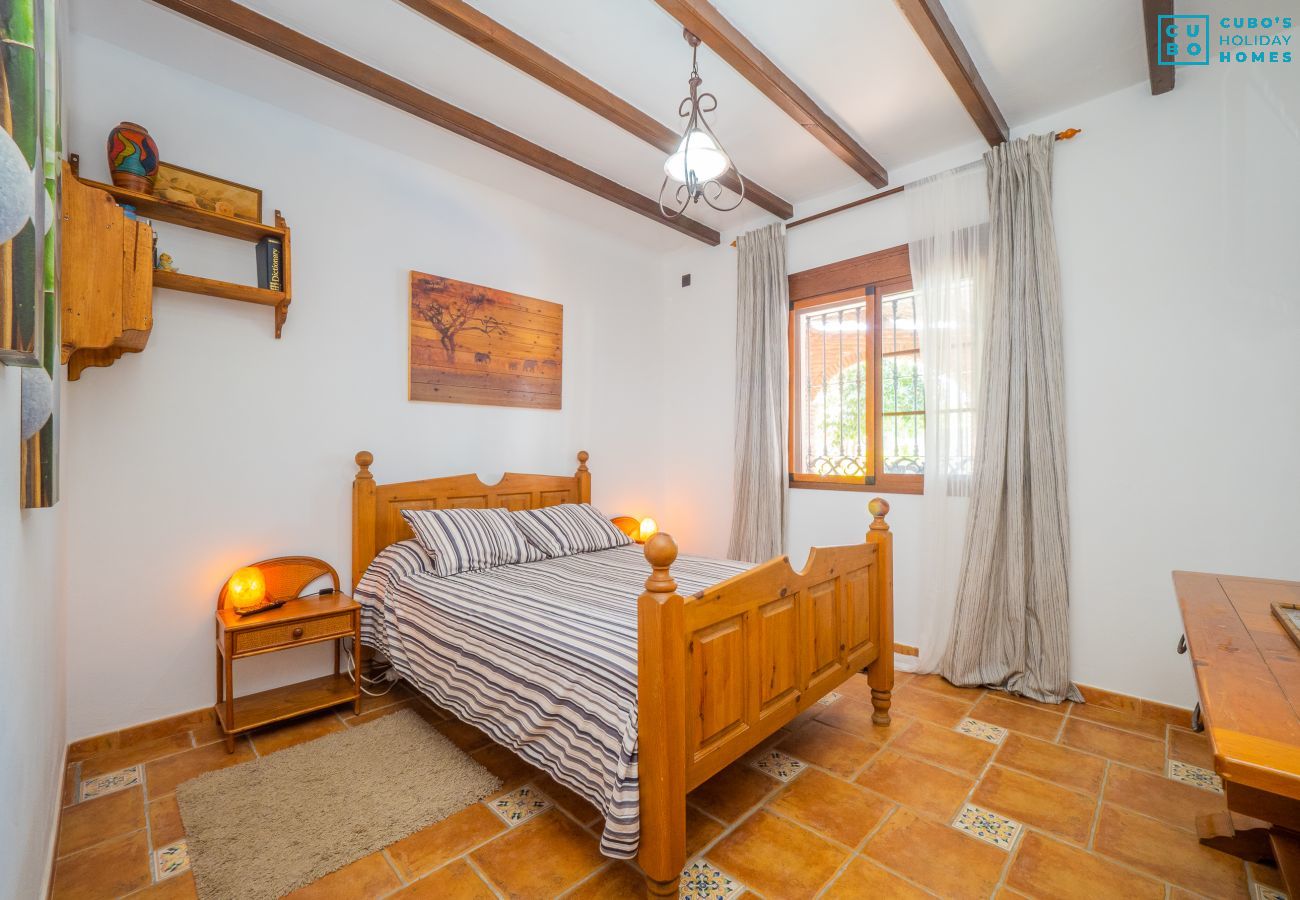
[401,507,543,576]
[512,503,633,558]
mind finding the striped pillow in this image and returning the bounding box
[401,507,544,577]
[512,503,633,558]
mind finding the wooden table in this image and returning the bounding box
[1174,571,1300,888]
[215,593,362,752]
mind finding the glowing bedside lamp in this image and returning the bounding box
[638,517,659,543]
[225,566,268,614]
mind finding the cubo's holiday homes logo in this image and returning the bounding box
[1157,14,1293,66]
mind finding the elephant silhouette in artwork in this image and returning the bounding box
[474,352,490,364]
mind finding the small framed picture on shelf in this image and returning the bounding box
[1273,602,1300,649]
[154,161,262,222]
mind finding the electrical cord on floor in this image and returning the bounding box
[343,637,400,697]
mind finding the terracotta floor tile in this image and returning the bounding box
[388,802,506,879]
[284,851,402,898]
[969,694,1064,740]
[470,809,605,899]
[63,763,78,807]
[346,698,426,727]
[69,734,116,763]
[909,673,987,703]
[126,871,198,899]
[56,787,146,857]
[768,768,892,847]
[1060,719,1164,772]
[1069,703,1167,739]
[994,733,1106,795]
[856,750,975,821]
[1103,764,1227,831]
[890,719,995,777]
[532,773,602,826]
[249,710,347,755]
[435,717,493,752]
[148,794,186,847]
[835,673,876,703]
[391,859,497,899]
[471,742,540,790]
[80,731,194,779]
[1169,727,1216,769]
[354,680,415,714]
[686,805,725,857]
[51,829,152,900]
[971,766,1097,844]
[889,684,974,728]
[707,810,849,900]
[562,862,646,899]
[814,696,895,742]
[688,760,779,822]
[777,720,879,778]
[822,855,932,899]
[144,738,254,797]
[863,808,1007,900]
[1093,804,1248,897]
[1006,831,1163,900]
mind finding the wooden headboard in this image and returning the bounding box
[351,450,591,587]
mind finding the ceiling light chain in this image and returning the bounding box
[659,29,745,218]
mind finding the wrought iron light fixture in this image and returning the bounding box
[659,29,744,218]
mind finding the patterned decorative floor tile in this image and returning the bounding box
[79,765,142,801]
[487,784,552,826]
[680,858,745,900]
[749,749,805,783]
[951,803,1023,850]
[1254,885,1287,900]
[956,718,1009,745]
[153,840,190,880]
[1167,759,1224,793]
[817,691,842,707]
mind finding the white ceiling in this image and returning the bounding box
[69,0,1148,249]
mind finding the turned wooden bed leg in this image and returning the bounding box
[638,533,687,899]
[866,498,894,726]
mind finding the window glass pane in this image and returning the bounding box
[884,413,925,475]
[795,296,869,477]
[881,292,918,354]
[882,289,925,475]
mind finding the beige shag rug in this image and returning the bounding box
[175,708,501,899]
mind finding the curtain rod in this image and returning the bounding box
[729,128,1083,247]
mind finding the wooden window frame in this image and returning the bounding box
[788,245,923,496]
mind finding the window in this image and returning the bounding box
[789,247,924,493]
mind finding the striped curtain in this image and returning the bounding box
[728,223,788,563]
[941,134,1081,704]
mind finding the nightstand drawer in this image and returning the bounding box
[233,613,353,654]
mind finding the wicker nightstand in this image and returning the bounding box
[214,558,362,752]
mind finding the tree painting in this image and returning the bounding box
[408,271,562,409]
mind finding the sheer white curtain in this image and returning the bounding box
[907,162,989,672]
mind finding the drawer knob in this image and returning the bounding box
[292,626,304,639]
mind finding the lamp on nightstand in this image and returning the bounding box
[224,566,268,614]
[638,517,659,542]
[613,515,660,544]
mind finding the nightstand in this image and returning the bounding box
[214,560,362,753]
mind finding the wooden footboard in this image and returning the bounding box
[637,500,894,896]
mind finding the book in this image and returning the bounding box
[256,236,283,292]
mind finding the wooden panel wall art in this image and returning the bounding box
[408,271,561,409]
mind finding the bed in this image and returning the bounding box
[351,450,894,896]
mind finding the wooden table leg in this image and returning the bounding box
[224,637,236,753]
[353,620,363,715]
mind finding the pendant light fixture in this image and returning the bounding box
[659,29,744,218]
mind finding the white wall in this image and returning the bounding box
[659,63,1300,708]
[0,368,66,898]
[62,34,670,739]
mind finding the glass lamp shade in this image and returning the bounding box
[663,129,728,183]
[639,517,659,542]
[226,566,267,611]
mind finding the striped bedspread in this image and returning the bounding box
[355,540,751,858]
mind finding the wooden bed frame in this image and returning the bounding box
[351,449,894,896]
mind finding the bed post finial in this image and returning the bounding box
[644,533,678,594]
[353,452,377,590]
[356,451,374,478]
[575,450,591,503]
[866,497,894,725]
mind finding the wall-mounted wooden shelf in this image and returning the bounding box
[61,154,294,378]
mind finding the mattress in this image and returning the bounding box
[354,539,750,858]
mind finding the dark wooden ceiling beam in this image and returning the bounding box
[148,0,720,245]
[1142,0,1176,95]
[396,0,793,220]
[894,0,1008,146]
[652,0,889,188]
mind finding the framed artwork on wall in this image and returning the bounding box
[408,271,562,410]
[154,161,262,222]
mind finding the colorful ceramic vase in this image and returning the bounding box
[106,121,159,193]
